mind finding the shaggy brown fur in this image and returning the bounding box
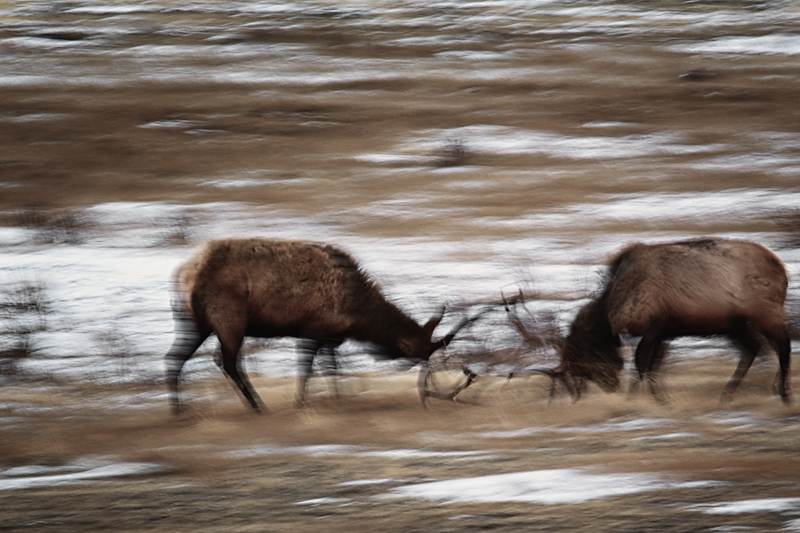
[562,237,791,402]
[166,238,449,413]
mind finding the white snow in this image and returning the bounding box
[688,498,800,515]
[631,432,701,441]
[381,468,717,504]
[295,497,351,506]
[0,460,167,491]
[477,417,673,438]
[225,443,496,461]
[672,34,800,56]
[339,478,407,486]
[402,124,719,161]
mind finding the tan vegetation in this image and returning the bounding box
[3,361,800,531]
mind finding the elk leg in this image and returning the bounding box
[568,374,587,401]
[775,332,792,403]
[722,324,762,402]
[630,331,665,401]
[295,339,341,407]
[763,324,791,403]
[219,331,263,412]
[319,344,340,399]
[629,336,651,395]
[295,339,317,407]
[165,310,209,415]
[646,340,669,401]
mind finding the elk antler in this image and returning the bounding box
[500,290,575,401]
[502,290,553,350]
[418,362,479,410]
[432,306,492,352]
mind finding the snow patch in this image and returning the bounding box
[0,460,168,491]
[688,498,800,515]
[672,34,800,56]
[382,468,717,504]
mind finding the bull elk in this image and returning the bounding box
[561,237,791,402]
[165,238,469,414]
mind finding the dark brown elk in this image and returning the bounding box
[165,238,468,414]
[560,237,791,403]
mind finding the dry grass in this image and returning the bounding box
[1,360,796,464]
[3,361,800,531]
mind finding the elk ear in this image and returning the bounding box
[422,306,445,339]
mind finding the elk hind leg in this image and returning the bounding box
[165,310,209,415]
[763,322,791,403]
[775,334,791,403]
[722,323,763,402]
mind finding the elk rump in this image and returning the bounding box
[165,238,451,413]
[561,237,791,402]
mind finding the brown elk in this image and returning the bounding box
[560,237,791,402]
[165,238,469,414]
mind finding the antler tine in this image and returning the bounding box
[504,294,549,349]
[418,361,479,406]
[517,289,538,323]
[440,306,492,347]
[501,289,526,310]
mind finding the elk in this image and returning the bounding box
[560,237,791,402]
[165,238,469,414]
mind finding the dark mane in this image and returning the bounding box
[562,288,624,392]
[317,244,424,351]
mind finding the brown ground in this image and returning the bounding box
[3,360,800,532]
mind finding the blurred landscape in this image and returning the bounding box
[2,0,800,530]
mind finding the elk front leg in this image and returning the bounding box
[218,329,263,412]
[295,339,319,408]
